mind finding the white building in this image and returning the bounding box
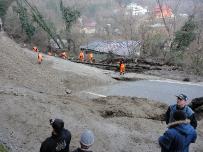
[126,3,148,16]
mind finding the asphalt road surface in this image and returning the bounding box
[86,79,203,104]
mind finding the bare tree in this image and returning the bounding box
[155,0,183,51]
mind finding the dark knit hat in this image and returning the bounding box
[173,110,186,121]
[50,119,64,133]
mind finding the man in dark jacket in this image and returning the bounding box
[72,130,94,152]
[165,94,197,129]
[40,119,71,152]
[159,110,197,152]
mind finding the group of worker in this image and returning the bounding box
[33,46,70,64]
[40,119,94,152]
[79,50,126,75]
[33,46,125,75]
[79,51,94,63]
[33,47,95,64]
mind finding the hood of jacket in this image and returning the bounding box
[168,120,193,136]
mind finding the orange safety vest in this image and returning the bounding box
[38,53,43,64]
[33,47,38,52]
[120,63,125,74]
[89,53,93,62]
[79,52,84,61]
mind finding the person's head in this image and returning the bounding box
[50,119,64,134]
[176,94,188,108]
[80,130,94,150]
[173,110,186,121]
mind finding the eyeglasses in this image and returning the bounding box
[177,97,183,100]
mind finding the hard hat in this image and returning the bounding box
[80,130,94,147]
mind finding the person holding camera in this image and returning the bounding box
[40,119,71,152]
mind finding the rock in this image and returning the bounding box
[189,97,203,120]
[195,105,203,120]
[65,89,72,94]
[100,109,134,118]
[189,97,203,110]
[196,105,203,112]
[183,78,190,82]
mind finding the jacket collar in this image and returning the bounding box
[167,120,190,128]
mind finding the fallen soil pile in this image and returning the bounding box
[93,96,168,120]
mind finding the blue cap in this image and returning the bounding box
[176,94,188,101]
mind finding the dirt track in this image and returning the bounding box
[0,31,202,152]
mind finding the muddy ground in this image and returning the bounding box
[0,31,203,152]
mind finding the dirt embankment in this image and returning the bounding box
[0,31,203,152]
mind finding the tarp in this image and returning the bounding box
[80,40,141,56]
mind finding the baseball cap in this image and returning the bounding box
[50,119,64,133]
[176,94,188,101]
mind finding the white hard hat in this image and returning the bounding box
[80,130,95,147]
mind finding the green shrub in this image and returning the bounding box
[0,144,8,152]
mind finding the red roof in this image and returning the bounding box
[154,5,173,18]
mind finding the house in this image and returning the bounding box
[80,40,141,60]
[154,5,174,18]
[126,3,148,16]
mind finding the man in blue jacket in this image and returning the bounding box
[40,119,71,152]
[165,94,197,129]
[159,110,197,152]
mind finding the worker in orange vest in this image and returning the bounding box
[119,60,125,75]
[38,52,43,64]
[61,52,68,59]
[79,51,84,62]
[33,46,38,52]
[88,52,93,63]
